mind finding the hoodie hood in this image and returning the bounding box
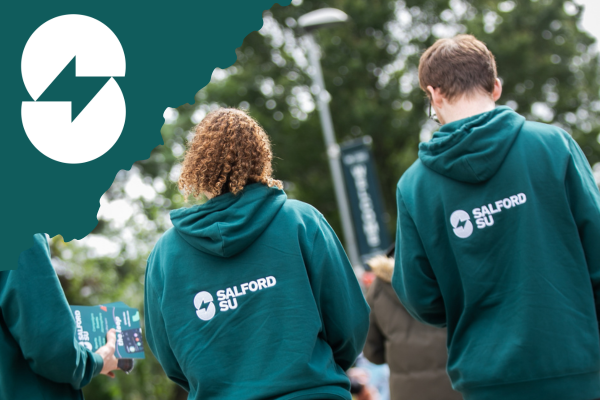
[170,183,286,258]
[418,106,525,183]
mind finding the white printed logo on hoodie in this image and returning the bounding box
[450,210,473,238]
[193,276,277,321]
[193,291,216,321]
[450,193,527,239]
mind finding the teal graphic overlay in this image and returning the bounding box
[1,0,290,270]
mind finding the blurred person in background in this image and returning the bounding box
[393,34,600,400]
[348,367,374,400]
[0,233,119,400]
[363,246,460,400]
[354,353,390,400]
[144,108,370,400]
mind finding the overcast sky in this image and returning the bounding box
[576,0,600,43]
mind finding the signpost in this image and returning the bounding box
[340,136,392,266]
[299,8,361,268]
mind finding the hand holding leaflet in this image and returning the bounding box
[70,303,145,359]
[70,302,145,376]
[95,329,119,378]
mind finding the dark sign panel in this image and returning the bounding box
[340,136,392,266]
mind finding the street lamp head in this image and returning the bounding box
[298,8,349,32]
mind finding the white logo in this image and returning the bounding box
[194,291,216,321]
[78,341,93,351]
[450,210,473,239]
[472,193,527,229]
[216,276,276,312]
[194,276,277,321]
[21,14,126,164]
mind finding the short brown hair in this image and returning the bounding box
[418,34,497,102]
[178,108,283,199]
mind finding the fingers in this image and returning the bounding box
[95,329,120,377]
[106,328,116,345]
[105,329,116,352]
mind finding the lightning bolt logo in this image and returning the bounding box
[455,219,468,229]
[197,300,209,312]
[450,210,473,239]
[194,291,216,321]
[37,57,111,122]
[21,14,126,164]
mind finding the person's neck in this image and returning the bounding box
[439,95,496,125]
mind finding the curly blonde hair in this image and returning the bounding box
[178,108,283,199]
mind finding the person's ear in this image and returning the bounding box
[427,85,443,108]
[492,78,502,102]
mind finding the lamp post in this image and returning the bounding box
[298,8,361,268]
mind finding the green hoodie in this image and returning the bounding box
[0,233,104,400]
[392,106,600,400]
[144,183,369,400]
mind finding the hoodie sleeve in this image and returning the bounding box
[392,188,446,327]
[0,233,104,389]
[306,215,370,371]
[144,251,190,392]
[564,137,600,325]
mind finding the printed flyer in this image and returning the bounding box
[71,302,145,359]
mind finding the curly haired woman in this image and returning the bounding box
[144,108,369,400]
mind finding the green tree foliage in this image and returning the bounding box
[169,0,600,239]
[49,1,599,399]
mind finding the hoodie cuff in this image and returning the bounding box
[91,352,104,377]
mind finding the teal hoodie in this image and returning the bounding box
[392,107,600,400]
[0,233,104,400]
[144,183,369,400]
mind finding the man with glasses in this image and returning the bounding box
[392,34,600,400]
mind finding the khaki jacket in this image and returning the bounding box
[363,256,462,400]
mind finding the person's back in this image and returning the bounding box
[392,35,600,400]
[144,108,370,400]
[0,234,118,399]
[364,255,460,400]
